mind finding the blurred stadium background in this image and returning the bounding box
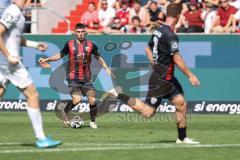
[0,0,240,159]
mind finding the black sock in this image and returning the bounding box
[90,104,97,122]
[117,94,130,104]
[178,127,187,140]
[64,100,75,113]
[61,100,76,121]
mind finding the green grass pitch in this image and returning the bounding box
[0,112,240,160]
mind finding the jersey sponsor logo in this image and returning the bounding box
[3,13,13,23]
[150,97,158,105]
[171,41,178,51]
[153,30,162,38]
[77,52,83,60]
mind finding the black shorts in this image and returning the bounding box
[67,80,95,96]
[145,74,184,108]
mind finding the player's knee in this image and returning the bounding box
[28,88,39,100]
[175,100,187,112]
[0,87,5,97]
[180,101,187,108]
[23,84,39,100]
[72,94,82,105]
[88,97,96,105]
[180,101,187,112]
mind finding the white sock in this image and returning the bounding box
[27,107,46,140]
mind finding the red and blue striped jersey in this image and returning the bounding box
[60,39,100,81]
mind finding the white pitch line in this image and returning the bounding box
[64,143,156,146]
[0,143,163,146]
[0,143,240,154]
[0,143,157,146]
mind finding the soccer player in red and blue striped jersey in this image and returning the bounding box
[39,23,113,129]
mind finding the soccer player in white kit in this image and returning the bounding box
[0,0,61,148]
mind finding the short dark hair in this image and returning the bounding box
[132,16,141,22]
[166,3,182,18]
[75,23,86,30]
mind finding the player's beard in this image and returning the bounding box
[77,36,85,43]
[79,38,84,43]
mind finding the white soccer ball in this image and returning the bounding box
[70,121,84,128]
[69,115,84,128]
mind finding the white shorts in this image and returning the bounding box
[0,62,33,89]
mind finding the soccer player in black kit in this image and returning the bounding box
[39,23,114,129]
[105,3,201,144]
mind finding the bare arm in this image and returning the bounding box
[212,15,220,27]
[145,11,151,26]
[21,38,48,51]
[145,47,154,65]
[98,57,109,70]
[210,15,220,32]
[201,11,207,21]
[173,53,200,86]
[47,53,64,61]
[0,24,19,64]
[180,15,186,26]
[39,53,63,64]
[96,56,115,78]
[175,14,185,29]
[173,53,192,77]
[232,16,237,29]
[0,24,10,58]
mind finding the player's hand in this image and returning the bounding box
[189,74,200,86]
[38,57,51,68]
[7,55,20,65]
[37,42,48,52]
[38,57,48,64]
